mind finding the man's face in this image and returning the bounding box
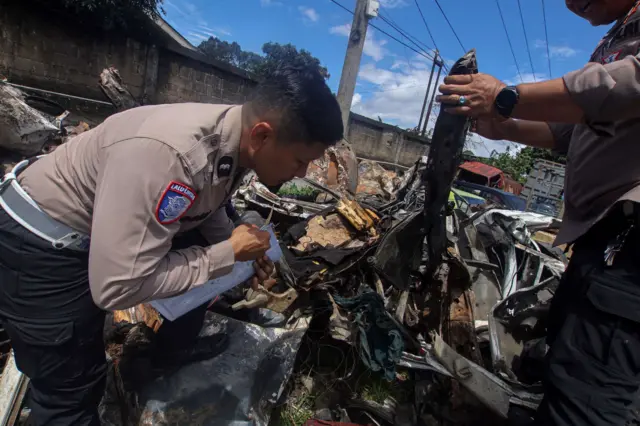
[247,122,328,186]
[566,0,635,25]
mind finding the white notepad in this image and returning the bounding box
[151,225,283,321]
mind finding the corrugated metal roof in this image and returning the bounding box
[459,161,502,178]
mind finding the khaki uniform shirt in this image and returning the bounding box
[19,103,248,310]
[549,3,640,245]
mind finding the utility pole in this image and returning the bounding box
[417,55,438,132]
[336,0,378,136]
[422,56,443,137]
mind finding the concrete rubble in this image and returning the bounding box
[0,56,580,426]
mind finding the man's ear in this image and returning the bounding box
[249,122,275,154]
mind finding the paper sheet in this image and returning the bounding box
[151,226,282,321]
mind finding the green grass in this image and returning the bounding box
[359,371,411,405]
[279,392,315,426]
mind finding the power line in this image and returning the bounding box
[541,0,552,79]
[433,0,466,53]
[378,13,434,57]
[378,14,432,59]
[379,12,434,55]
[358,83,424,94]
[517,0,536,81]
[494,0,523,83]
[411,0,449,73]
[412,0,438,53]
[327,0,437,63]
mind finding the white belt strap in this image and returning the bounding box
[0,159,90,251]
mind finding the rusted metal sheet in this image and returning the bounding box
[306,143,358,195]
[459,161,502,179]
[294,214,354,252]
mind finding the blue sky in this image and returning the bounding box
[163,0,608,156]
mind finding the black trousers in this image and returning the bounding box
[0,207,212,426]
[535,211,640,426]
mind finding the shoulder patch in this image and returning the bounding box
[156,181,197,225]
[602,50,622,64]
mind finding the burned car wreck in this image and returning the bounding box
[0,52,578,426]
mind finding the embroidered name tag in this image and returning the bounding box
[156,181,197,225]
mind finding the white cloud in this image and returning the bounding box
[192,30,216,39]
[534,39,579,58]
[198,24,232,37]
[187,32,209,43]
[184,2,197,13]
[165,0,190,18]
[349,56,517,157]
[391,59,409,70]
[350,57,440,129]
[329,23,350,36]
[379,0,408,8]
[329,23,388,61]
[261,0,283,6]
[505,72,548,85]
[299,6,320,22]
[352,93,362,107]
[550,46,578,58]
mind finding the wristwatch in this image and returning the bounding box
[494,86,520,118]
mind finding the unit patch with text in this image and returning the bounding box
[156,181,197,224]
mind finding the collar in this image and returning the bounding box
[591,2,640,60]
[621,0,640,25]
[210,105,243,192]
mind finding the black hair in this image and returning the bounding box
[245,65,344,146]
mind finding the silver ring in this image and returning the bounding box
[458,95,467,106]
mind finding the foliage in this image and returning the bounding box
[277,183,319,200]
[198,37,330,79]
[482,145,566,183]
[198,37,263,71]
[43,0,163,30]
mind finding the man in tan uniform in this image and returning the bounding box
[0,66,343,425]
[437,0,640,424]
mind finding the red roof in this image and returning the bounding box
[459,161,502,178]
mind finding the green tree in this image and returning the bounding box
[198,37,329,79]
[43,0,163,29]
[254,42,329,79]
[482,145,566,183]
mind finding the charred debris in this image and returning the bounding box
[0,52,568,426]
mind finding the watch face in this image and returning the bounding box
[497,88,518,107]
[496,87,518,117]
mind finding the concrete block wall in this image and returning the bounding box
[0,5,148,100]
[0,3,429,166]
[155,49,256,105]
[348,113,430,167]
